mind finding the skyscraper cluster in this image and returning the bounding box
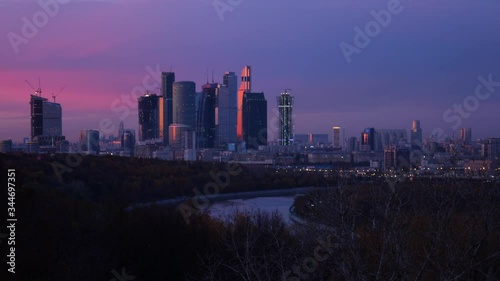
[134,66,270,155]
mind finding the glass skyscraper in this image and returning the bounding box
[411,120,422,149]
[30,93,64,146]
[138,93,160,141]
[196,83,217,148]
[160,72,175,145]
[173,81,196,129]
[237,66,251,141]
[242,92,267,150]
[361,128,375,151]
[277,91,294,146]
[217,72,237,147]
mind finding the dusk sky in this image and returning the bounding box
[1,0,499,142]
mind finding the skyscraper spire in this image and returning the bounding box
[237,65,251,140]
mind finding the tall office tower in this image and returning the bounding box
[196,83,218,148]
[333,126,341,149]
[411,120,423,148]
[347,136,357,152]
[377,129,408,147]
[459,128,472,144]
[361,128,375,151]
[118,121,124,146]
[158,96,164,142]
[30,93,64,146]
[216,84,237,147]
[223,71,238,93]
[122,129,136,157]
[79,129,100,155]
[138,93,160,141]
[173,81,196,129]
[0,140,13,153]
[160,72,175,145]
[482,138,500,160]
[31,95,44,139]
[277,91,294,146]
[383,145,397,170]
[217,72,238,146]
[237,66,251,140]
[242,92,267,150]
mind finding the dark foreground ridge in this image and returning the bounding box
[1,153,499,280]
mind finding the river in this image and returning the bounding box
[205,195,298,224]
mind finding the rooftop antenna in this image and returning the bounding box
[169,65,173,72]
[212,69,214,83]
[206,68,209,84]
[52,85,65,103]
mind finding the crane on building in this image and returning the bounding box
[52,85,66,103]
[25,77,42,96]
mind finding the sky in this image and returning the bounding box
[1,0,500,142]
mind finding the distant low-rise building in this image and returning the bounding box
[0,139,13,153]
[79,130,100,155]
[308,152,351,164]
[464,160,492,174]
[483,138,500,160]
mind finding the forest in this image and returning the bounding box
[1,153,499,281]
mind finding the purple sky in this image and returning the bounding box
[1,0,500,142]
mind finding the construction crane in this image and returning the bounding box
[52,85,65,103]
[25,80,35,91]
[25,77,42,96]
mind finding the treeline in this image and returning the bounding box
[2,153,499,280]
[0,153,333,204]
[293,179,500,280]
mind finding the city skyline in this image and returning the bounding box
[2,2,500,280]
[6,75,500,144]
[1,0,500,142]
